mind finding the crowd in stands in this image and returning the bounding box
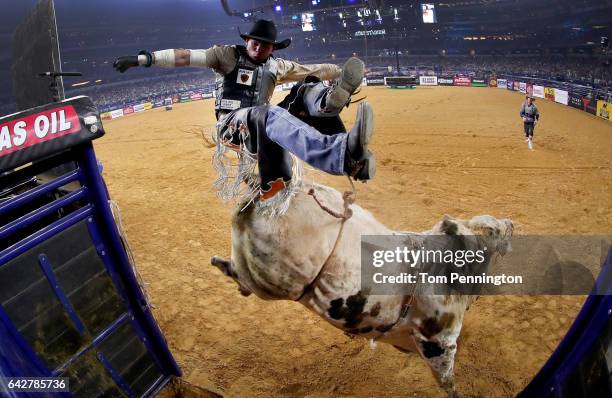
[67,71,216,112]
[1,54,608,116]
[65,54,611,111]
[359,54,611,87]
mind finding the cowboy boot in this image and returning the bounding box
[345,102,376,181]
[324,57,365,113]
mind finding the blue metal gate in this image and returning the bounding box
[0,96,180,397]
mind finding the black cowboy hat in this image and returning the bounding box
[239,19,291,50]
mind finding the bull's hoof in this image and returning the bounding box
[449,390,463,398]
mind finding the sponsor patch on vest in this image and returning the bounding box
[220,99,241,110]
[237,68,254,86]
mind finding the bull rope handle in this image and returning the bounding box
[307,176,356,220]
[297,177,357,302]
[306,179,417,341]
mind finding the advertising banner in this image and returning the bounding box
[488,78,497,87]
[366,78,385,86]
[497,78,507,88]
[0,98,106,172]
[202,93,214,99]
[179,94,191,103]
[554,89,568,105]
[471,78,487,87]
[513,81,520,91]
[100,112,111,120]
[419,76,438,86]
[582,97,597,115]
[568,92,583,110]
[506,80,514,90]
[519,82,527,94]
[190,93,202,101]
[0,105,81,159]
[437,76,454,86]
[172,95,179,104]
[453,76,471,86]
[597,100,611,121]
[365,77,385,86]
[123,106,134,115]
[544,87,555,100]
[153,101,163,108]
[533,85,545,98]
[143,102,153,110]
[133,103,145,113]
[110,109,124,119]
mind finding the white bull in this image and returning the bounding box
[212,182,513,397]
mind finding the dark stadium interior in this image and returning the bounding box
[1,2,612,398]
[0,0,611,115]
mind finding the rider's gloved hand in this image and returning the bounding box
[113,50,152,73]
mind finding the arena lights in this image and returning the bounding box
[275,5,281,12]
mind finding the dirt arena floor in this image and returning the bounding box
[96,86,612,398]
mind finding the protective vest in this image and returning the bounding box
[214,45,278,118]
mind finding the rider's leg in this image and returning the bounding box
[263,102,375,180]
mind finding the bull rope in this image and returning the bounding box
[298,178,421,346]
[295,177,356,301]
[298,178,417,343]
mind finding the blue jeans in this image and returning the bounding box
[265,105,347,175]
[302,82,338,117]
[215,82,348,194]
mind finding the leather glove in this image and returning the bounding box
[113,56,139,73]
[113,50,152,73]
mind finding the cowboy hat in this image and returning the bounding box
[239,19,291,50]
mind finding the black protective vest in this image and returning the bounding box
[214,45,278,118]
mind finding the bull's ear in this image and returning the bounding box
[440,217,459,235]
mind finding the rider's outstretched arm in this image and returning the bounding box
[113,45,237,73]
